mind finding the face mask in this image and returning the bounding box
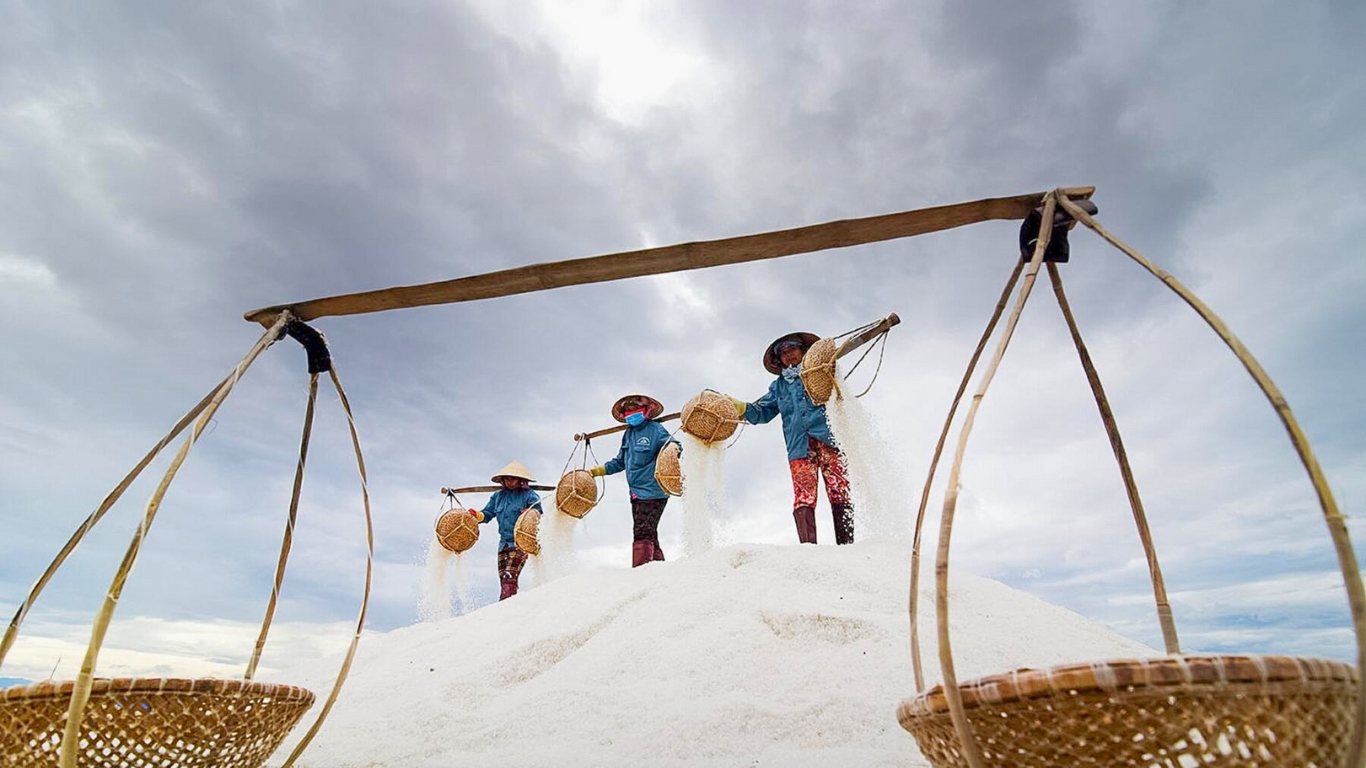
[782,365,801,382]
[625,411,646,426]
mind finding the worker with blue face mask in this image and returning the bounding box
[725,331,854,546]
[590,393,679,567]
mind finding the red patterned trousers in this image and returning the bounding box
[497,546,530,600]
[788,437,851,511]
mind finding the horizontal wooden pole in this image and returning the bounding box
[442,485,554,495]
[836,313,901,359]
[575,413,681,442]
[244,188,1095,325]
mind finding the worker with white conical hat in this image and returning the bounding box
[467,460,543,600]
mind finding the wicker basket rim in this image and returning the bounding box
[902,654,1358,716]
[1,676,315,704]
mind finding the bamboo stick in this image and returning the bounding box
[935,191,1057,768]
[909,260,1023,692]
[243,191,1096,325]
[1046,262,1180,654]
[835,313,901,359]
[442,484,556,494]
[245,372,319,681]
[1057,193,1366,768]
[574,413,681,442]
[0,372,232,670]
[281,365,375,768]
[58,313,290,768]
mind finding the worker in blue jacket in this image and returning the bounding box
[726,332,854,545]
[590,393,679,567]
[468,460,543,600]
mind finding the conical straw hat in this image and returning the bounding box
[763,332,820,374]
[490,460,537,484]
[611,393,665,423]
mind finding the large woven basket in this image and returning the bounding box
[799,337,839,405]
[434,508,480,553]
[654,442,683,496]
[514,508,542,555]
[555,469,598,519]
[899,655,1358,768]
[0,677,315,768]
[680,391,738,444]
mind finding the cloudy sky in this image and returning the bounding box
[2,0,1363,685]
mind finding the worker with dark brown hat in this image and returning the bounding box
[590,393,679,567]
[725,332,854,545]
[469,460,543,600]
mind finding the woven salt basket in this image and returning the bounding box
[0,677,315,768]
[799,337,840,405]
[435,508,480,553]
[899,655,1358,768]
[556,469,598,519]
[654,442,683,496]
[514,508,541,555]
[680,390,739,444]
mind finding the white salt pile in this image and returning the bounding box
[268,541,1153,768]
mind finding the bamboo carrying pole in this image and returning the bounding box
[443,484,556,493]
[1046,263,1180,655]
[244,190,1095,325]
[1057,194,1366,768]
[575,414,681,442]
[58,313,292,768]
[908,260,1023,692]
[836,313,901,358]
[935,192,1059,768]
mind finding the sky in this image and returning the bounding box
[1,0,1364,684]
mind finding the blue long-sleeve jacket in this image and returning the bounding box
[480,487,543,550]
[742,375,835,460]
[602,420,677,500]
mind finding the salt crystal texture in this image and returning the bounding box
[268,541,1154,768]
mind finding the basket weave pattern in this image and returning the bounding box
[555,470,598,519]
[654,442,683,496]
[799,337,839,405]
[0,678,314,768]
[514,508,541,555]
[680,392,738,444]
[434,509,480,553]
[899,655,1358,768]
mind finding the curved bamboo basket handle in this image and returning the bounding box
[935,192,1059,768]
[279,364,374,768]
[1046,263,1180,654]
[909,259,1023,692]
[0,372,232,670]
[245,371,320,680]
[59,313,291,768]
[1057,193,1366,768]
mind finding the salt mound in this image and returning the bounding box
[268,542,1154,767]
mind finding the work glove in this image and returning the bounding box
[468,509,485,522]
[726,395,747,417]
[589,465,607,477]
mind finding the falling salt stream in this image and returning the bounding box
[823,360,910,541]
[417,539,455,622]
[535,497,579,585]
[678,433,724,555]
